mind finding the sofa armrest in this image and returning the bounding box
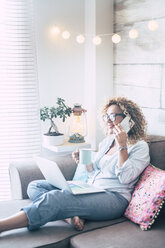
[9,155,77,200]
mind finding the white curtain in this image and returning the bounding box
[0,0,41,200]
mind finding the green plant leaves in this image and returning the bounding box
[40,98,72,134]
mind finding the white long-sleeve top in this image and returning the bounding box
[87,136,150,201]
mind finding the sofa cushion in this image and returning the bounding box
[148,135,165,170]
[124,164,165,230]
[70,216,165,248]
[0,200,127,248]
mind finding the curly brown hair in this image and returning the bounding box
[101,97,148,144]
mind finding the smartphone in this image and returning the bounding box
[120,116,135,133]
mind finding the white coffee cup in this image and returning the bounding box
[79,149,92,165]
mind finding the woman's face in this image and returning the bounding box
[105,104,125,134]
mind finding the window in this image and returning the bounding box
[0,0,41,200]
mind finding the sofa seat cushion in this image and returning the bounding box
[70,216,165,248]
[0,200,127,248]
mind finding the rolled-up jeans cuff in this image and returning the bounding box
[21,203,41,231]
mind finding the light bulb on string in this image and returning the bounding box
[112,34,121,44]
[62,31,71,39]
[148,20,158,31]
[51,26,60,35]
[76,35,85,44]
[92,36,102,45]
[129,29,138,39]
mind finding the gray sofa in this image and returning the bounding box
[0,135,165,248]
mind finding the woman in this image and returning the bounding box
[0,97,150,233]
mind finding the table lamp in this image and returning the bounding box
[68,104,87,143]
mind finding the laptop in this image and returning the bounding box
[34,156,105,195]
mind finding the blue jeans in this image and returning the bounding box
[22,180,129,230]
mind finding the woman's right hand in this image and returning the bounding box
[72,149,79,164]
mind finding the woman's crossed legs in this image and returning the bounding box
[0,180,128,233]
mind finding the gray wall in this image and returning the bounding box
[114,0,165,135]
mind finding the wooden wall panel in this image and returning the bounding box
[115,85,160,108]
[142,108,165,134]
[114,0,165,135]
[114,64,161,88]
[114,17,165,64]
[115,0,165,28]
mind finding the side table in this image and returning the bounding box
[42,140,91,157]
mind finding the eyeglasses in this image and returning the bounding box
[103,113,125,122]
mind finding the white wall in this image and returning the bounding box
[96,0,114,146]
[34,0,85,134]
[84,0,114,148]
[34,0,114,148]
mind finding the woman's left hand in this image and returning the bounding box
[113,124,128,147]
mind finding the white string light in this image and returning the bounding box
[76,34,85,44]
[92,36,102,45]
[112,34,121,44]
[51,26,60,35]
[129,29,138,39]
[50,18,160,45]
[148,20,158,31]
[62,30,70,39]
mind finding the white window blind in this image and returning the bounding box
[0,0,41,200]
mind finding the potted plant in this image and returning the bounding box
[40,98,72,146]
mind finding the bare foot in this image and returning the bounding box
[64,216,85,231]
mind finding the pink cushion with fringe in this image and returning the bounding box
[124,164,165,230]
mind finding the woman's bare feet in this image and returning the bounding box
[64,216,85,231]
